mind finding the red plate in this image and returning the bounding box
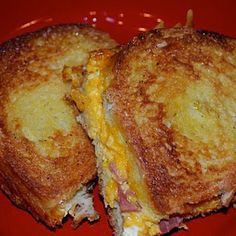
[0,0,236,235]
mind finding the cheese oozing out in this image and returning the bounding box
[71,50,163,236]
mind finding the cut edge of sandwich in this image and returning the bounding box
[71,49,165,236]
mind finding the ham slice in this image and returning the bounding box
[109,161,141,212]
[118,186,141,212]
[109,162,126,184]
[159,216,183,234]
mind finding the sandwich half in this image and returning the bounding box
[0,24,117,227]
[72,27,236,235]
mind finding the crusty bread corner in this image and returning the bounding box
[0,23,117,227]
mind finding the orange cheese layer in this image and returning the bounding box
[71,50,161,235]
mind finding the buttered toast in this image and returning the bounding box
[72,27,236,235]
[0,24,117,227]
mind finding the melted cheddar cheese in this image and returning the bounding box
[71,50,161,236]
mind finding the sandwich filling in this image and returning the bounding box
[71,50,167,235]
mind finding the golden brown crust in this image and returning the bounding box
[106,27,236,216]
[0,24,117,227]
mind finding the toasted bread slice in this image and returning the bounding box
[72,27,236,235]
[0,24,117,227]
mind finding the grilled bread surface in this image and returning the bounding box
[107,27,236,213]
[0,24,117,227]
[72,27,236,235]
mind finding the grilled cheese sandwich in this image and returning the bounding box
[72,50,162,235]
[0,23,117,227]
[72,27,236,235]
